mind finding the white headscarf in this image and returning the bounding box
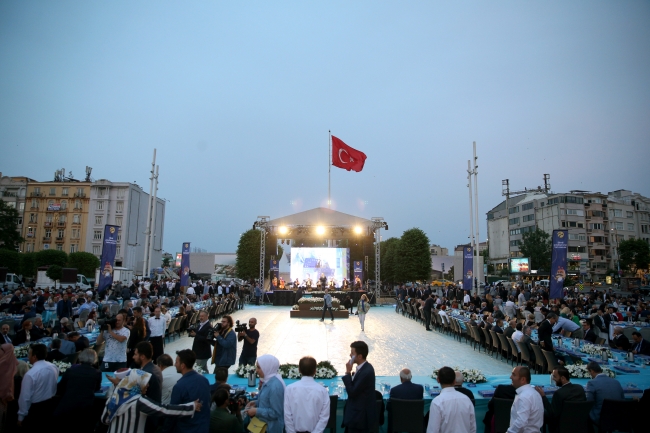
[257,354,286,389]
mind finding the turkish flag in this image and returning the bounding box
[331,136,367,172]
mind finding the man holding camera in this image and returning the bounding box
[212,315,237,371]
[189,310,214,373]
[96,313,130,372]
[238,318,259,366]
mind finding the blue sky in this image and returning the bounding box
[1,1,649,254]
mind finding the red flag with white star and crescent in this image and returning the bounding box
[331,136,367,172]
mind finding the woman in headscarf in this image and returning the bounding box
[101,369,200,433]
[0,343,17,431]
[244,354,285,433]
[357,293,371,332]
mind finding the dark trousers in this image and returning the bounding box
[22,398,55,433]
[150,336,164,362]
[424,311,432,330]
[321,306,334,320]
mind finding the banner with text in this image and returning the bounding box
[98,225,120,294]
[181,242,191,287]
[353,260,364,284]
[270,259,279,272]
[463,246,474,292]
[550,230,568,299]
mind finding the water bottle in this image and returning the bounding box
[601,349,608,362]
[627,352,634,363]
[247,372,257,387]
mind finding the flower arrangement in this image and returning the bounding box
[431,366,486,383]
[580,343,613,359]
[298,297,341,304]
[279,363,301,379]
[310,307,324,311]
[315,361,337,379]
[194,365,207,374]
[292,305,299,310]
[339,306,347,311]
[13,345,29,358]
[566,364,615,378]
[236,364,257,378]
[52,361,72,375]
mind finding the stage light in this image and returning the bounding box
[316,226,325,235]
[278,226,288,235]
[354,226,362,234]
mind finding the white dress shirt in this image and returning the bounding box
[512,330,524,352]
[148,315,166,337]
[284,376,330,433]
[426,386,476,433]
[18,360,59,421]
[160,366,183,405]
[507,384,544,433]
[186,287,195,295]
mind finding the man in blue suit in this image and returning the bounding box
[387,368,423,432]
[585,361,624,423]
[342,341,378,433]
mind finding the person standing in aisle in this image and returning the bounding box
[319,289,334,322]
[357,294,370,332]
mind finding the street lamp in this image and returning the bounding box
[611,228,621,280]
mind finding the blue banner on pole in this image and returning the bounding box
[181,242,191,287]
[98,225,119,294]
[353,260,364,282]
[550,230,568,299]
[463,246,473,292]
[270,259,279,272]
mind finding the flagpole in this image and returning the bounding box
[328,130,331,208]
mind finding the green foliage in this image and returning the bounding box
[0,249,20,273]
[20,252,37,278]
[0,201,24,250]
[380,237,401,284]
[46,265,63,289]
[34,250,68,268]
[67,252,100,278]
[619,239,650,274]
[447,265,454,281]
[519,228,552,271]
[162,256,171,267]
[236,229,261,281]
[564,276,576,287]
[396,228,432,282]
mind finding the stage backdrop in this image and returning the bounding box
[290,247,350,286]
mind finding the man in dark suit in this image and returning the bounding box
[483,384,517,433]
[46,339,67,362]
[582,320,598,343]
[132,341,163,406]
[611,326,631,351]
[0,324,12,345]
[535,366,586,433]
[585,361,625,422]
[387,368,423,430]
[189,310,214,372]
[423,294,434,331]
[454,371,476,406]
[493,319,505,334]
[631,331,650,356]
[538,312,558,352]
[342,340,378,433]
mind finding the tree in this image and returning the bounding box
[46,265,63,289]
[236,229,261,282]
[380,237,401,284]
[619,239,650,274]
[0,201,24,250]
[0,249,20,273]
[34,250,68,268]
[447,265,454,281]
[68,252,100,278]
[162,256,171,267]
[519,228,552,272]
[20,252,37,278]
[396,228,432,282]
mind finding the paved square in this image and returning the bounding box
[165,304,514,376]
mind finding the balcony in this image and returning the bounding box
[30,206,39,210]
[72,221,81,225]
[26,233,34,238]
[55,237,65,243]
[74,192,86,198]
[42,237,51,242]
[30,192,42,197]
[44,222,52,227]
[57,222,66,227]
[2,191,17,197]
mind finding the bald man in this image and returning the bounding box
[387,368,424,428]
[454,371,476,406]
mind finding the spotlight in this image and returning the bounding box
[316,226,325,235]
[278,226,288,235]
[354,226,363,234]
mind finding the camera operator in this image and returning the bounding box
[189,310,214,372]
[212,315,237,371]
[96,313,130,372]
[238,318,259,366]
[210,387,243,433]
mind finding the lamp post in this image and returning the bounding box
[611,228,620,282]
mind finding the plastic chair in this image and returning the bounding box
[497,333,512,363]
[541,348,560,373]
[326,395,338,433]
[558,400,594,433]
[506,337,520,365]
[490,330,501,359]
[640,328,650,342]
[481,327,493,355]
[389,398,424,433]
[63,351,80,364]
[597,399,638,433]
[517,341,533,368]
[493,398,514,433]
[530,343,547,374]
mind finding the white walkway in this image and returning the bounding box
[164,305,514,377]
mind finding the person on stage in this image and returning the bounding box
[341,278,349,290]
[279,278,285,290]
[304,274,312,291]
[319,273,327,289]
[357,294,371,332]
[354,276,362,290]
[293,278,300,289]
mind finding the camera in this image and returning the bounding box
[234,320,247,333]
[101,318,117,331]
[229,386,248,413]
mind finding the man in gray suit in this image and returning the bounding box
[585,361,624,422]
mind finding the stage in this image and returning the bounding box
[264,290,369,306]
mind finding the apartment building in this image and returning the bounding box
[0,173,36,242]
[430,244,449,256]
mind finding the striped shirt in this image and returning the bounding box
[101,396,195,433]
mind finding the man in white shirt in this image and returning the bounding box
[17,343,58,429]
[284,356,330,433]
[507,366,544,433]
[511,325,524,352]
[157,353,183,405]
[426,366,475,433]
[187,285,195,296]
[148,306,166,361]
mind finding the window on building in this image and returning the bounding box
[522,203,534,211]
[589,236,604,243]
[73,214,80,224]
[116,230,121,242]
[642,225,649,234]
[49,187,56,196]
[569,234,586,241]
[115,216,122,226]
[31,199,38,208]
[76,187,84,196]
[46,214,53,223]
[56,244,63,251]
[522,214,535,222]
[591,198,602,204]
[93,230,102,240]
[628,223,635,231]
[72,229,80,239]
[29,214,36,223]
[614,222,624,230]
[568,221,577,227]
[547,198,559,205]
[564,196,584,204]
[75,200,82,209]
[487,213,494,220]
[45,229,51,238]
[589,223,604,230]
[568,246,586,253]
[565,209,585,216]
[57,229,64,238]
[116,201,124,213]
[613,209,623,217]
[509,217,520,224]
[116,246,121,256]
[117,188,125,199]
[92,245,100,255]
[627,211,634,219]
[26,243,33,252]
[578,223,584,228]
[59,214,66,223]
[591,210,604,217]
[510,240,520,246]
[18,202,24,212]
[97,187,105,197]
[62,187,69,196]
[61,200,67,210]
[95,215,103,225]
[70,244,78,253]
[96,201,104,211]
[509,206,520,214]
[34,187,40,194]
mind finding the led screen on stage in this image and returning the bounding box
[290,248,350,287]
